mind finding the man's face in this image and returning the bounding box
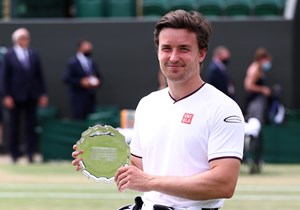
[18,34,30,48]
[80,41,93,53]
[220,50,230,65]
[221,50,230,61]
[157,28,206,83]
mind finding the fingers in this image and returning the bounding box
[117,178,128,192]
[76,165,82,171]
[71,157,82,167]
[115,166,125,190]
[72,144,83,158]
[72,144,83,171]
[115,165,127,180]
[71,149,83,158]
[71,155,83,172]
[72,159,83,171]
[115,166,131,192]
[73,144,77,150]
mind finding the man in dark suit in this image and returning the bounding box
[207,46,235,99]
[2,28,48,163]
[64,40,103,120]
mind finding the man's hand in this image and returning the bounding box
[80,77,91,89]
[114,165,152,192]
[38,95,49,107]
[3,96,14,109]
[71,144,83,172]
[89,76,100,87]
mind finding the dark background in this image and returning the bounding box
[0,17,297,118]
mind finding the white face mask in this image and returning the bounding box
[262,61,272,72]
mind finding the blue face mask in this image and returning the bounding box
[262,61,272,72]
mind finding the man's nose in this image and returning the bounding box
[169,50,180,62]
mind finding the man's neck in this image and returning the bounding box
[168,77,204,101]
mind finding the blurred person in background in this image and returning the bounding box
[207,45,235,99]
[2,28,48,163]
[244,47,272,174]
[0,44,7,153]
[64,40,103,120]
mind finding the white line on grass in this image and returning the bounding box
[0,192,134,199]
[233,195,300,201]
[2,184,300,192]
[0,192,300,201]
[236,186,300,192]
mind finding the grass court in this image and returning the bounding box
[0,160,300,210]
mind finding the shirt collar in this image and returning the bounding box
[76,52,89,63]
[76,52,91,72]
[13,44,28,61]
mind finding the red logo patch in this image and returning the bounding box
[181,113,194,124]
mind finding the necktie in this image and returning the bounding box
[22,50,30,69]
[85,60,93,75]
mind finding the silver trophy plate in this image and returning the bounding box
[76,125,130,182]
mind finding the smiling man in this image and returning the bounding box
[73,9,245,210]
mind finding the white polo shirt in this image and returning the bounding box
[130,83,244,209]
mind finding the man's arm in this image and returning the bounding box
[115,157,241,200]
[1,52,12,97]
[1,52,15,109]
[63,59,84,87]
[148,158,241,200]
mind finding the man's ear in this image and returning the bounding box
[199,48,207,63]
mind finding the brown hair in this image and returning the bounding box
[254,47,271,61]
[154,10,212,51]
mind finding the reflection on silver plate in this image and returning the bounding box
[76,125,130,182]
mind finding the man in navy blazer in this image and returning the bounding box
[207,46,235,99]
[64,40,103,120]
[2,28,48,163]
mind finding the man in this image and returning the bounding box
[244,47,272,174]
[73,10,244,210]
[207,46,235,99]
[64,40,103,120]
[2,28,48,163]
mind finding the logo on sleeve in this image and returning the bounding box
[182,113,194,124]
[224,115,242,123]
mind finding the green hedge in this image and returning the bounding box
[263,109,300,163]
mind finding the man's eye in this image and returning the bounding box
[161,47,171,51]
[180,48,190,52]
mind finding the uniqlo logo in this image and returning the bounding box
[181,113,194,124]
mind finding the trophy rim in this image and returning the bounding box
[76,124,130,183]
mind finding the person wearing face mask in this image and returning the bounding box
[243,47,272,174]
[64,39,104,120]
[206,46,235,99]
